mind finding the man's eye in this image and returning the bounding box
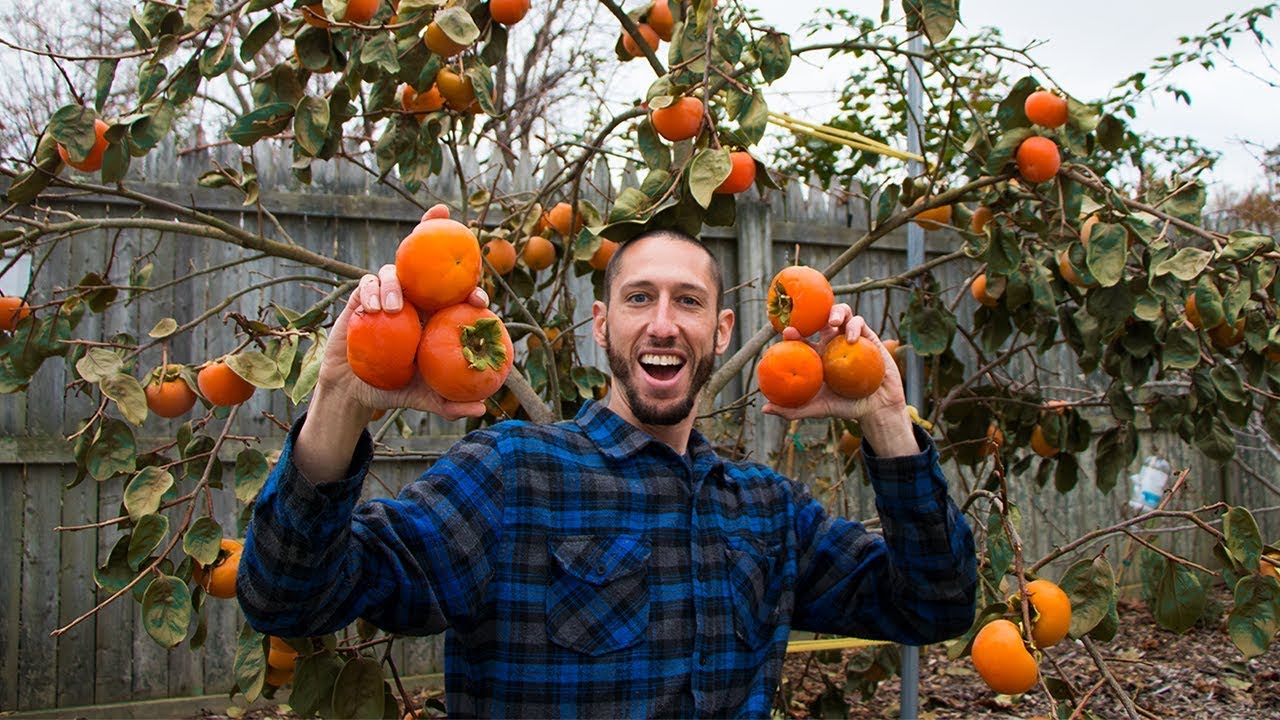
[679,296,702,307]
[627,293,648,303]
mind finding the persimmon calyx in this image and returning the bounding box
[767,280,793,328]
[460,318,509,372]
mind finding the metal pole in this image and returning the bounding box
[900,27,926,720]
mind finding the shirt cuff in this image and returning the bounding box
[270,412,375,525]
[862,424,943,504]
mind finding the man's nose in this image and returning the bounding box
[648,298,678,337]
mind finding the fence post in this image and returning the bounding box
[735,195,779,463]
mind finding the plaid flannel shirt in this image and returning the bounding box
[238,400,976,718]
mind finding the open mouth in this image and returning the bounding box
[639,352,686,382]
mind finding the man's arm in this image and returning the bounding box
[789,426,977,644]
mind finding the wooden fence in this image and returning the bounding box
[1,142,1276,712]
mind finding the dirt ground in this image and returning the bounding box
[204,586,1278,720]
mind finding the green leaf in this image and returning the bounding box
[226,103,294,146]
[294,95,330,157]
[234,622,266,703]
[183,516,223,566]
[1221,230,1274,261]
[225,350,285,389]
[1162,325,1200,370]
[292,652,344,717]
[1228,575,1280,659]
[1194,414,1234,462]
[86,418,137,481]
[130,101,176,152]
[240,12,280,62]
[985,507,1012,582]
[434,5,480,45]
[94,535,136,593]
[903,292,957,356]
[235,448,270,503]
[200,45,234,77]
[687,148,731,208]
[636,119,670,171]
[985,127,1034,175]
[756,31,791,83]
[1211,363,1246,405]
[94,60,119,113]
[1096,114,1125,151]
[903,0,958,43]
[289,330,327,404]
[142,575,191,648]
[128,513,170,570]
[124,467,175,522]
[738,90,768,147]
[149,317,179,338]
[465,63,496,116]
[1161,180,1206,224]
[1085,223,1126,287]
[1152,247,1212,281]
[76,348,124,383]
[332,657,385,718]
[48,104,98,163]
[1152,556,1207,634]
[360,32,400,76]
[101,372,149,425]
[137,61,167,103]
[184,0,215,28]
[1223,507,1263,570]
[1060,555,1116,639]
[1094,423,1134,494]
[608,187,649,223]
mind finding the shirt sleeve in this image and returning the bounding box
[789,424,977,645]
[236,413,505,638]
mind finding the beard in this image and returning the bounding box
[605,330,717,426]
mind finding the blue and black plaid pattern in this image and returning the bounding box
[238,401,977,718]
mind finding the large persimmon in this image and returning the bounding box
[545,202,582,235]
[396,218,481,313]
[1025,579,1072,648]
[647,0,674,40]
[344,0,379,22]
[145,366,198,419]
[417,303,514,402]
[650,97,703,142]
[1016,136,1061,185]
[766,265,834,337]
[0,296,31,331]
[192,538,242,599]
[489,0,530,24]
[588,238,618,271]
[971,619,1039,695]
[821,336,885,400]
[400,84,445,120]
[756,340,824,408]
[57,118,110,173]
[483,238,517,275]
[424,22,468,57]
[715,151,756,195]
[621,23,660,57]
[197,360,255,406]
[522,235,557,271]
[1024,90,1068,129]
[347,303,423,390]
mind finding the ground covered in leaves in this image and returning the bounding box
[198,587,1278,720]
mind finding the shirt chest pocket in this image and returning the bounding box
[546,533,651,656]
[726,535,794,650]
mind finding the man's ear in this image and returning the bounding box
[714,308,735,355]
[592,300,608,348]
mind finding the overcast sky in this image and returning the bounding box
[753,0,1278,191]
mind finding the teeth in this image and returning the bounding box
[640,354,684,366]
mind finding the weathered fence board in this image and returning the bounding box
[0,142,1276,712]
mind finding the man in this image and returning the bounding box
[238,210,977,718]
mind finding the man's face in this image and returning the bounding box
[592,235,734,427]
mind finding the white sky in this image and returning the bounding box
[752,0,1278,191]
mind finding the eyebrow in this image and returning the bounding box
[619,280,712,298]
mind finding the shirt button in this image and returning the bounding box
[700,653,710,666]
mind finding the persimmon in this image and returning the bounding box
[1024,90,1068,129]
[266,665,294,686]
[483,238,517,275]
[648,0,674,41]
[545,202,582,235]
[1209,317,1245,349]
[425,22,468,57]
[1185,295,1209,329]
[197,360,255,407]
[650,96,703,142]
[881,338,907,376]
[971,619,1038,695]
[486,387,522,419]
[436,68,478,112]
[588,238,619,271]
[621,23,660,58]
[756,340,824,408]
[395,217,482,313]
[400,83,445,119]
[145,368,198,419]
[522,235,557,271]
[488,0,530,25]
[970,206,994,234]
[526,326,560,351]
[911,203,952,229]
[1025,578,1072,648]
[715,151,756,194]
[57,118,110,173]
[347,303,423,390]
[0,296,31,331]
[766,265,834,337]
[971,274,999,308]
[822,336,885,400]
[1029,425,1057,458]
[417,303,514,403]
[300,3,329,27]
[268,637,299,671]
[1057,249,1094,288]
[192,538,242,599]
[1016,136,1061,185]
[1260,557,1280,582]
[344,0,380,23]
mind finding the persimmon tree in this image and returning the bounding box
[1,0,1279,717]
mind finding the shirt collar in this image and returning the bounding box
[574,400,731,483]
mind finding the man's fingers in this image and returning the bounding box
[421,204,450,221]
[781,327,802,342]
[358,274,381,312]
[469,286,490,308]
[377,265,402,312]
